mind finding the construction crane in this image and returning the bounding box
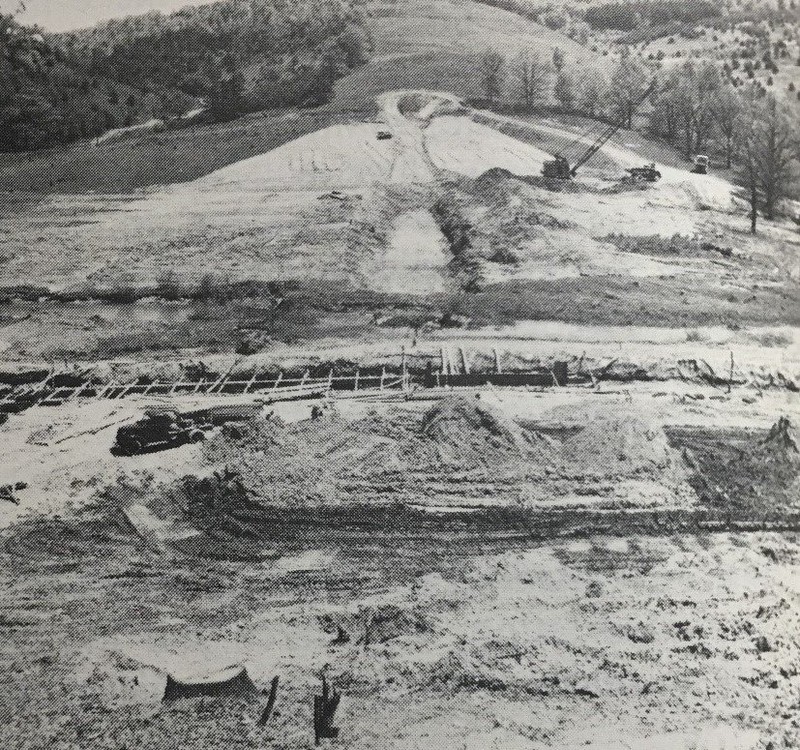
[542,80,657,179]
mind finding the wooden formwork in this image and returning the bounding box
[0,369,410,414]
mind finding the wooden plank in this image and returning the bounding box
[115,382,136,400]
[244,366,261,394]
[67,380,92,402]
[208,359,237,395]
[96,381,117,399]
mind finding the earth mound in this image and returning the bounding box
[420,395,536,467]
[742,416,800,505]
[562,416,677,477]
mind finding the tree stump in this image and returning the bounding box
[313,677,341,745]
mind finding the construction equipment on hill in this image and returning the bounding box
[541,80,656,180]
[691,154,709,174]
[626,163,662,182]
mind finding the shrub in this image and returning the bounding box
[156,270,183,301]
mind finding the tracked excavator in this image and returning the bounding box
[541,80,657,180]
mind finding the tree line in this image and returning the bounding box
[0,0,371,152]
[477,47,799,233]
[477,47,655,126]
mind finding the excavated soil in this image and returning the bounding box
[1,395,799,750]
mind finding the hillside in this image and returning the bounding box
[0,13,192,152]
[0,0,370,153]
[332,0,606,110]
[0,0,607,189]
[1,89,798,371]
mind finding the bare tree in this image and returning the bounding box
[609,52,649,129]
[577,68,609,118]
[513,50,552,110]
[690,63,721,154]
[554,69,576,111]
[552,46,566,72]
[654,62,720,160]
[713,84,741,168]
[479,49,505,105]
[739,93,798,233]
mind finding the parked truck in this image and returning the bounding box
[112,403,263,456]
[692,155,709,174]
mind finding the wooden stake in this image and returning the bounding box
[258,676,280,726]
[460,347,470,375]
[493,348,502,374]
[245,366,261,394]
[728,351,734,394]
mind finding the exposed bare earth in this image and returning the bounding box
[1,392,799,749]
[2,74,799,750]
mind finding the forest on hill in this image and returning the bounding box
[0,0,371,152]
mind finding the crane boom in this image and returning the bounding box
[569,121,623,175]
[542,79,656,179]
[571,79,655,175]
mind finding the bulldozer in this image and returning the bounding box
[626,163,662,182]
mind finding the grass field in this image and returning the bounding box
[334,0,604,108]
[0,110,359,195]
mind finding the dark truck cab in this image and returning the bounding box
[112,403,262,456]
[113,409,207,456]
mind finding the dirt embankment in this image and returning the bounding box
[190,396,692,511]
[65,397,790,543]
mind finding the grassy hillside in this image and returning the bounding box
[0,109,356,193]
[0,0,605,193]
[333,0,605,109]
[0,0,370,154]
